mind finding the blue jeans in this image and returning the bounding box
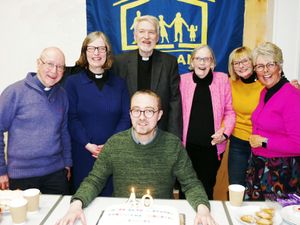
[228,135,251,186]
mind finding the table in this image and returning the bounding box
[224,201,290,225]
[2,194,294,225]
[44,196,230,225]
[0,194,62,225]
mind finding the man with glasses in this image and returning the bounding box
[0,47,72,194]
[57,89,217,225]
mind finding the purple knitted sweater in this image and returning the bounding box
[0,73,72,179]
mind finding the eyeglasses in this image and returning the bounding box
[193,57,212,63]
[130,109,159,118]
[254,62,277,72]
[86,46,107,53]
[39,58,65,72]
[232,58,250,67]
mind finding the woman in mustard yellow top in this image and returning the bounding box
[228,47,263,186]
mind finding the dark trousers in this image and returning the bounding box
[228,135,251,186]
[180,145,222,200]
[9,169,70,195]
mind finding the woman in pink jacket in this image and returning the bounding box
[247,42,300,200]
[180,45,236,199]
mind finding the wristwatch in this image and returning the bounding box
[262,138,268,148]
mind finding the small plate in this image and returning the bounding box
[280,205,300,225]
[233,205,282,225]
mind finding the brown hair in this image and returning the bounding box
[131,89,162,110]
[76,31,113,70]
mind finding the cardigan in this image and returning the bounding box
[0,73,72,178]
[180,71,236,158]
[251,83,300,158]
[72,129,209,211]
[63,70,131,190]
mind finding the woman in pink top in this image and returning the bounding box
[180,45,235,199]
[247,42,300,200]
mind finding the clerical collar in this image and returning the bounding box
[44,87,51,91]
[240,72,257,84]
[86,69,109,90]
[33,74,52,91]
[95,74,103,79]
[138,53,152,62]
[87,69,104,79]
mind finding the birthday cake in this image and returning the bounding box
[97,203,180,225]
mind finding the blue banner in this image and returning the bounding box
[87,0,244,74]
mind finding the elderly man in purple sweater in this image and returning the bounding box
[0,47,72,194]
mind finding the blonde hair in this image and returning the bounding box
[252,42,283,71]
[228,46,252,81]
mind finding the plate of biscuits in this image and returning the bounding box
[234,205,282,225]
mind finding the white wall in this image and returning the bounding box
[0,0,86,93]
[271,0,300,80]
[0,0,299,93]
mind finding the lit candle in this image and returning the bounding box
[141,189,153,207]
[128,187,136,203]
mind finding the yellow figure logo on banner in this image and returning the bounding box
[158,15,171,44]
[113,0,215,66]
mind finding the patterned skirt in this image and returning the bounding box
[245,154,300,201]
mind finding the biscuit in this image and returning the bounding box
[261,208,274,215]
[256,218,272,225]
[256,211,272,220]
[240,215,256,223]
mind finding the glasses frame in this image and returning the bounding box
[86,46,107,53]
[232,58,251,67]
[39,58,65,72]
[254,62,277,72]
[193,56,212,64]
[130,109,159,119]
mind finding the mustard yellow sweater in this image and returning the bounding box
[230,79,263,140]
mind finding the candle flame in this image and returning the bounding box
[131,187,135,193]
[147,189,150,195]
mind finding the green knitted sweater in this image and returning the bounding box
[73,129,209,210]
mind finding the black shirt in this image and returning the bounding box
[86,69,109,91]
[137,54,153,90]
[186,70,214,148]
[264,76,289,103]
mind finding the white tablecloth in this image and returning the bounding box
[0,194,62,225]
[44,196,230,225]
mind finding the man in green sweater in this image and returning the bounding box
[57,90,217,225]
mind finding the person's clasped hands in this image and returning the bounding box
[85,143,104,158]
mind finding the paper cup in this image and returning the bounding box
[228,184,245,206]
[9,198,28,225]
[23,188,40,213]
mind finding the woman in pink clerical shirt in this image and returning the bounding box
[179,45,236,199]
[247,42,300,200]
